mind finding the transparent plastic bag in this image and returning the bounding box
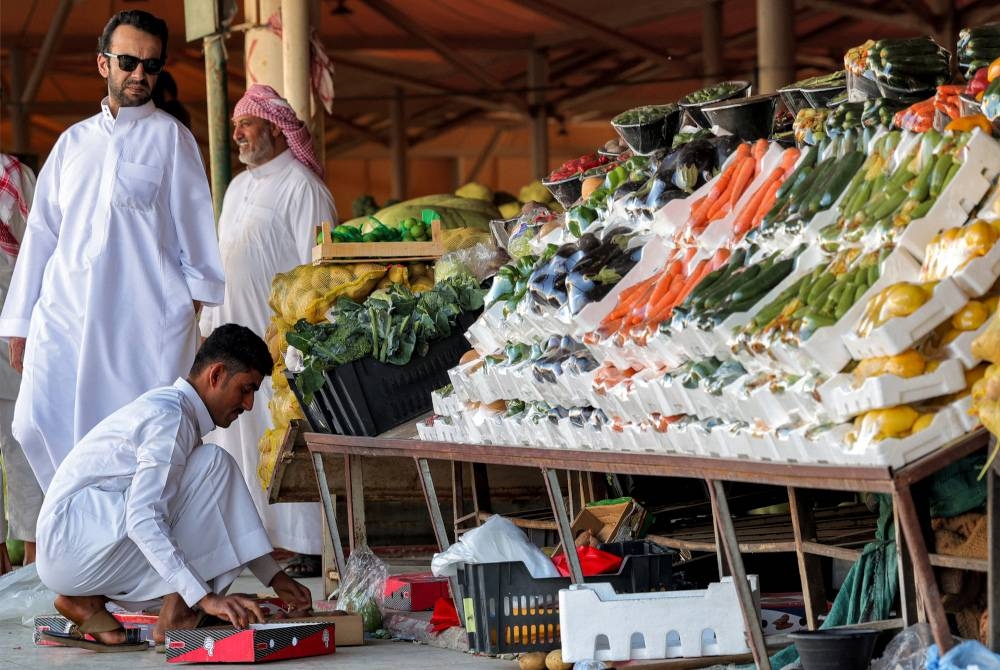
[870,622,934,670]
[926,640,1000,670]
[0,564,57,625]
[431,514,559,579]
[337,546,389,633]
[434,242,508,284]
[573,660,613,669]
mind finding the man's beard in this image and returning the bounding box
[111,78,151,108]
[238,130,275,166]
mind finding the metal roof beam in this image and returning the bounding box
[798,0,930,32]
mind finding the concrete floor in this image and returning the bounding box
[0,571,515,670]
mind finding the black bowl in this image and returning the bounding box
[847,70,881,101]
[801,84,848,108]
[789,629,879,670]
[701,93,779,141]
[541,174,583,208]
[611,106,681,156]
[778,86,810,116]
[679,80,752,129]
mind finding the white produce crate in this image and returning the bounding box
[819,359,966,423]
[791,247,923,376]
[841,407,964,468]
[953,239,1000,297]
[898,129,1000,262]
[944,318,991,369]
[558,577,759,663]
[951,394,979,432]
[843,278,968,359]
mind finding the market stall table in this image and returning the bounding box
[267,420,997,669]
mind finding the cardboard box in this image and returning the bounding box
[558,498,649,552]
[381,572,450,612]
[34,611,158,647]
[759,593,828,636]
[165,620,335,663]
[310,604,365,646]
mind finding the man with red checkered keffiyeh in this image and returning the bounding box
[0,154,44,573]
[200,85,337,578]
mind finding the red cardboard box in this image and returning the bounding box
[34,611,158,647]
[381,572,450,612]
[165,620,335,664]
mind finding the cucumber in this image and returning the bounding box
[929,154,954,198]
[834,285,857,319]
[908,155,936,201]
[818,151,865,210]
[869,187,907,221]
[806,272,836,305]
[867,263,879,286]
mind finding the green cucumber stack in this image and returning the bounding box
[867,36,950,97]
[957,23,1000,78]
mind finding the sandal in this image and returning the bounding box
[284,553,321,578]
[39,609,148,653]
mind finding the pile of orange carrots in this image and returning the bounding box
[730,145,800,241]
[598,247,730,342]
[674,139,769,244]
[894,97,935,132]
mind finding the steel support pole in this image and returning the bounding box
[528,49,549,180]
[756,0,795,92]
[204,34,231,221]
[415,458,466,620]
[702,1,723,86]
[543,468,584,584]
[282,0,311,123]
[8,48,28,153]
[312,452,347,579]
[390,87,407,200]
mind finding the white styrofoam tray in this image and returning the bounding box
[840,406,965,468]
[819,358,966,423]
[843,277,969,360]
[559,577,758,663]
[944,318,991,369]
[953,237,1000,297]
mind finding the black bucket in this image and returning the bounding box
[789,628,880,670]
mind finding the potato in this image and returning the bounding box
[519,651,547,670]
[545,649,573,670]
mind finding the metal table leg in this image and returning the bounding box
[414,457,466,621]
[312,452,347,579]
[708,479,770,670]
[543,468,584,584]
[894,484,952,653]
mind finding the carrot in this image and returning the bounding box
[735,177,782,238]
[727,155,757,209]
[752,138,769,161]
[778,146,800,174]
[731,178,772,236]
[602,276,657,323]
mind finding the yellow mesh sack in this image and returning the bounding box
[442,227,493,253]
[257,426,285,491]
[265,315,294,363]
[272,359,289,393]
[374,264,409,290]
[269,386,304,428]
[972,311,1000,364]
[269,262,388,324]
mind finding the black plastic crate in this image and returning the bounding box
[289,313,476,436]
[457,541,674,655]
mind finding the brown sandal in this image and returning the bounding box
[39,609,148,652]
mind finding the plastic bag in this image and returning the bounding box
[431,515,559,579]
[870,622,933,670]
[573,662,612,670]
[435,242,507,284]
[0,564,57,625]
[926,640,1000,670]
[552,546,623,578]
[338,546,389,633]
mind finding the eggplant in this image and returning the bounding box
[710,135,744,166]
[660,139,718,192]
[647,185,687,211]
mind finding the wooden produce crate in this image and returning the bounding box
[312,219,444,264]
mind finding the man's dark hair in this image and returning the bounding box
[191,324,273,378]
[97,10,169,60]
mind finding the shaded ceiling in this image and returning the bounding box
[2,0,999,165]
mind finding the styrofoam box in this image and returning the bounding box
[559,577,759,663]
[898,129,1000,262]
[843,277,968,360]
[791,248,923,377]
[951,394,979,432]
[953,238,1000,297]
[819,358,966,423]
[842,406,964,468]
[944,318,990,369]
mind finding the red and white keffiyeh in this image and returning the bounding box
[0,154,28,259]
[233,84,324,178]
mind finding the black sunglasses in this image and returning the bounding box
[102,51,165,75]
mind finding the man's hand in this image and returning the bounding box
[197,593,265,629]
[8,337,25,374]
[270,571,313,614]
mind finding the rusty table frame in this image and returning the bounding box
[301,427,996,669]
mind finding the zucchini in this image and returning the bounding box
[929,154,954,198]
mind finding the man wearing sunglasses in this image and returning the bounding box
[0,10,224,495]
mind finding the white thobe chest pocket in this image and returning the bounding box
[114,161,163,211]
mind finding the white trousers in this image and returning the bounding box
[36,444,277,609]
[0,399,43,542]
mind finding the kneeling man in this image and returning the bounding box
[36,324,311,651]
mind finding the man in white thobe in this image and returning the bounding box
[201,84,336,574]
[0,154,44,571]
[36,324,312,652]
[0,10,225,491]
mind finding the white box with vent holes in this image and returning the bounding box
[558,576,758,663]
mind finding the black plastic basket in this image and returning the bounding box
[457,541,674,654]
[289,313,476,436]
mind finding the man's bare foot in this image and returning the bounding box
[53,595,126,645]
[24,541,36,565]
[152,594,201,644]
